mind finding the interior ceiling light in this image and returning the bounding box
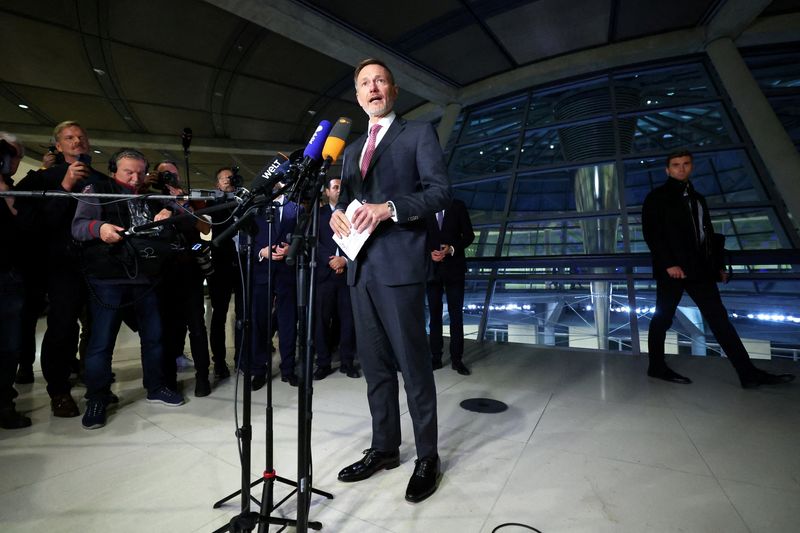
[93,149,102,154]
[17,104,29,109]
[307,110,317,115]
[93,68,106,76]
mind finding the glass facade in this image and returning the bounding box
[429,56,800,360]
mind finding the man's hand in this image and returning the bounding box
[720,270,730,283]
[351,202,391,234]
[330,209,350,238]
[166,184,185,196]
[666,266,686,279]
[431,244,450,263]
[154,208,172,221]
[62,161,89,191]
[41,152,58,169]
[271,242,289,261]
[99,223,124,243]
[328,255,346,274]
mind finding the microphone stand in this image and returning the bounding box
[285,163,336,532]
[210,188,330,533]
[182,127,193,191]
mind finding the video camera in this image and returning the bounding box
[0,139,17,175]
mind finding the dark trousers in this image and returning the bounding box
[18,265,46,369]
[252,279,296,378]
[648,277,757,378]
[160,266,211,387]
[40,268,86,396]
[84,282,165,400]
[350,264,438,460]
[314,279,355,368]
[0,270,24,407]
[207,261,241,367]
[426,276,465,363]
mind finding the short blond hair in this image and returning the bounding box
[53,120,85,142]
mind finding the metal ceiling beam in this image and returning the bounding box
[406,13,800,122]
[704,0,772,43]
[202,0,458,104]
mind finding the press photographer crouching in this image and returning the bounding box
[153,160,216,398]
[72,149,184,430]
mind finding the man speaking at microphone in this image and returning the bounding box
[330,58,451,503]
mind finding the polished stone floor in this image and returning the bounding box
[1,332,799,532]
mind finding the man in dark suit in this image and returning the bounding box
[643,150,794,389]
[313,177,359,380]
[330,58,451,503]
[426,198,475,375]
[252,189,302,389]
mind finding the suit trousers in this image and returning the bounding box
[349,263,438,460]
[314,279,355,368]
[426,276,465,362]
[207,259,241,367]
[41,267,86,396]
[0,270,24,406]
[648,277,756,377]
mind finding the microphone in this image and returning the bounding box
[243,153,290,196]
[181,127,193,152]
[285,120,332,182]
[319,117,352,173]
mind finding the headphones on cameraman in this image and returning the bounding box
[108,148,148,174]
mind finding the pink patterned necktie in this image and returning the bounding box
[360,123,382,178]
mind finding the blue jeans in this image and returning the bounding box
[0,270,24,407]
[84,281,165,400]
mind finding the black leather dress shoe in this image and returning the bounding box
[431,359,443,370]
[313,365,334,381]
[405,455,441,503]
[451,361,471,376]
[741,370,795,389]
[281,374,298,387]
[251,374,267,391]
[340,365,361,378]
[338,448,400,482]
[647,366,692,384]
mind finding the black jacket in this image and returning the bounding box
[425,198,475,281]
[642,177,722,281]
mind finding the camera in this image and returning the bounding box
[230,166,243,188]
[190,241,214,278]
[0,139,16,175]
[154,170,181,191]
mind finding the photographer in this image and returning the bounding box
[13,121,107,418]
[154,160,214,398]
[0,133,30,429]
[72,149,184,430]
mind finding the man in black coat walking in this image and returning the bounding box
[642,150,794,389]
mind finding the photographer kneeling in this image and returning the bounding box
[72,149,184,430]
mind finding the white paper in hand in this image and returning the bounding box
[332,199,372,261]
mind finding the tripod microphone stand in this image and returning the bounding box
[210,188,331,533]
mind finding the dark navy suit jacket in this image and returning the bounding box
[425,198,475,282]
[337,117,452,286]
[253,200,302,285]
[315,204,346,285]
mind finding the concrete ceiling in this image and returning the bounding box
[1,0,798,188]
